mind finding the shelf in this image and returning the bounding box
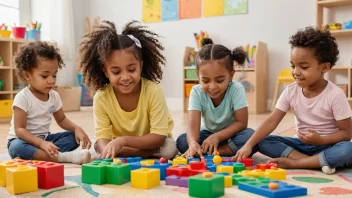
[0,91,12,94]
[332,66,352,69]
[185,79,199,82]
[13,90,20,94]
[0,37,28,43]
[317,0,352,8]
[330,29,352,37]
[184,66,197,70]
[0,66,12,69]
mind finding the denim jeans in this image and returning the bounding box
[7,131,79,160]
[176,128,257,156]
[258,135,352,168]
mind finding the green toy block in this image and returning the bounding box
[106,163,131,185]
[233,163,245,173]
[231,174,256,185]
[82,161,111,185]
[189,173,224,198]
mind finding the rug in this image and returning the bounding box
[1,127,352,197]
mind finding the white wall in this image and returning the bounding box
[55,0,352,110]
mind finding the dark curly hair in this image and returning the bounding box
[196,38,246,72]
[289,26,339,68]
[14,41,64,81]
[78,20,165,91]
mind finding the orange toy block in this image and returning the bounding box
[6,165,38,194]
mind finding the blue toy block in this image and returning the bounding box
[150,162,171,180]
[238,179,307,198]
[130,162,141,170]
[221,162,235,166]
[188,158,200,163]
[119,157,142,163]
[203,155,214,160]
[207,164,218,172]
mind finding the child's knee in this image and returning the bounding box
[176,133,188,154]
[8,139,36,160]
[160,138,178,159]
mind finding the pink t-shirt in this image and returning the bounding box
[276,81,352,136]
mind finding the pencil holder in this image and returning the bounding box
[0,30,11,38]
[26,30,41,40]
[12,27,26,39]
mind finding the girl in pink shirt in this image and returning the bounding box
[233,27,352,175]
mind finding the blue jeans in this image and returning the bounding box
[258,135,352,168]
[7,131,79,160]
[176,128,257,156]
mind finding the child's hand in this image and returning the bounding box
[184,141,203,159]
[201,134,220,155]
[98,138,125,159]
[39,141,60,158]
[74,128,91,149]
[232,144,252,161]
[298,129,323,145]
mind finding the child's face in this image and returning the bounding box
[290,47,329,88]
[104,50,142,95]
[198,60,234,101]
[23,58,58,95]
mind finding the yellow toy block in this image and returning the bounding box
[239,169,266,178]
[131,168,160,189]
[216,165,233,174]
[265,168,286,180]
[6,165,38,194]
[140,159,155,166]
[172,157,187,166]
[113,158,122,164]
[224,176,232,188]
[0,161,17,186]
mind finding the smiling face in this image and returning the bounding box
[198,60,234,104]
[290,47,329,89]
[104,50,142,95]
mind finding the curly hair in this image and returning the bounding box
[289,26,339,68]
[78,20,166,91]
[14,41,64,81]
[196,38,246,72]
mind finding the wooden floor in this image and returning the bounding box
[0,107,295,153]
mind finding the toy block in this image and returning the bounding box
[165,175,188,187]
[176,166,193,177]
[222,157,233,162]
[256,163,272,171]
[130,162,141,170]
[216,165,233,174]
[203,154,214,160]
[187,158,200,163]
[131,168,160,189]
[106,163,131,185]
[150,162,171,180]
[238,179,307,198]
[239,158,253,167]
[166,166,180,176]
[212,155,222,164]
[207,164,218,172]
[140,159,155,166]
[120,157,142,163]
[0,161,17,186]
[159,157,168,163]
[172,156,187,166]
[231,174,256,185]
[189,161,206,170]
[233,163,245,173]
[113,158,123,164]
[239,169,267,178]
[265,168,286,180]
[189,172,224,198]
[29,161,64,189]
[6,165,38,194]
[191,169,207,175]
[224,175,232,187]
[82,161,110,184]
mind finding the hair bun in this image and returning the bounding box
[201,38,213,47]
[232,47,247,65]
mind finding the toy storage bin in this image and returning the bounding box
[0,100,13,118]
[185,69,197,79]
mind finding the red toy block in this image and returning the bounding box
[256,164,272,171]
[239,158,253,167]
[189,161,206,170]
[191,169,207,176]
[177,166,193,177]
[29,161,64,189]
[166,167,180,177]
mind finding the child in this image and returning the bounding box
[78,20,178,159]
[8,41,91,164]
[233,27,352,174]
[176,38,257,158]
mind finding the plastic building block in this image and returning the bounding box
[239,158,253,167]
[240,169,267,178]
[82,161,110,184]
[216,165,233,174]
[130,162,142,170]
[256,163,272,171]
[224,175,232,187]
[140,159,155,166]
[113,158,123,164]
[172,156,187,166]
[6,165,38,194]
[233,163,245,173]
[189,172,224,198]
[222,157,233,162]
[106,163,131,185]
[131,168,160,189]
[238,178,307,198]
[231,174,256,185]
[119,157,142,163]
[213,155,222,164]
[188,157,200,163]
[265,168,286,180]
[29,161,64,189]
[150,162,171,180]
[0,161,17,186]
[165,175,188,187]
[159,157,168,163]
[189,161,206,170]
[207,164,218,172]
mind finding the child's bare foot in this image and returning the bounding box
[268,157,296,169]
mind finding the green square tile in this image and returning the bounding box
[106,163,131,185]
[189,173,224,198]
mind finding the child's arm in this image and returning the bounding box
[185,110,203,157]
[298,117,352,145]
[233,108,287,161]
[13,107,59,158]
[53,109,91,149]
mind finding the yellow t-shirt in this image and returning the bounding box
[93,78,174,140]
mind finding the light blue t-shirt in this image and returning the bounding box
[188,80,248,133]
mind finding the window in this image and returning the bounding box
[0,0,19,27]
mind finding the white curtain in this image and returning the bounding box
[31,0,76,86]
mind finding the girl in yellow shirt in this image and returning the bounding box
[78,20,177,159]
